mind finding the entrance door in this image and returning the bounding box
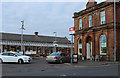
[86,42,92,59]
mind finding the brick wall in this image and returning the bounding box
[74,2,120,61]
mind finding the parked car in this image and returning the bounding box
[46,52,71,63]
[0,52,32,64]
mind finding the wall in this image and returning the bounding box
[74,3,118,61]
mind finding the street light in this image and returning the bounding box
[114,0,116,62]
[69,27,75,63]
[21,20,25,55]
[53,32,57,52]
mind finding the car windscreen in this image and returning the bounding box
[14,53,23,56]
[49,53,60,56]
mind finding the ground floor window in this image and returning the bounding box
[100,34,107,55]
[10,46,15,51]
[78,39,82,55]
[33,46,36,51]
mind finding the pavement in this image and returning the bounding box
[32,57,119,67]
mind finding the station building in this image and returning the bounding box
[0,32,71,57]
[73,0,120,61]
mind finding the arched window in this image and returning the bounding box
[100,35,107,55]
[78,39,82,55]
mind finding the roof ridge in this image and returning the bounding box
[0,32,67,39]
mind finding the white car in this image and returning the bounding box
[0,52,32,64]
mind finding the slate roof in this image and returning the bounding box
[0,33,71,44]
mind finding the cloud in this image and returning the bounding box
[2,1,106,40]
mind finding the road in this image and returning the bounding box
[1,58,119,76]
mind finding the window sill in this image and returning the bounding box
[100,53,107,55]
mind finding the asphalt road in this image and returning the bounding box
[1,58,119,76]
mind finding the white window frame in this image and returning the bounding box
[100,10,105,24]
[79,18,82,30]
[100,35,107,55]
[89,15,92,27]
[78,39,82,55]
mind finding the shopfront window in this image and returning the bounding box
[10,46,15,51]
[78,39,82,55]
[100,35,107,55]
[33,46,36,51]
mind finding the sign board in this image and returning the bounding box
[72,54,78,63]
[69,27,75,35]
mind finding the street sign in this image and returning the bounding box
[69,27,75,35]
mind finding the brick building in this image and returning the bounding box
[73,0,120,61]
[0,32,71,57]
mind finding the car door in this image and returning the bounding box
[7,53,18,62]
[64,53,71,62]
[1,53,9,62]
[60,53,68,62]
[62,53,70,62]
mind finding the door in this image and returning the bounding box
[86,42,92,59]
[7,53,18,62]
[1,53,9,62]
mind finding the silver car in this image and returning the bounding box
[46,52,71,63]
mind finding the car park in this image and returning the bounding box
[0,52,32,64]
[46,52,71,63]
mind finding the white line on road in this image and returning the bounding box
[60,74,67,76]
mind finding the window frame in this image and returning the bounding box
[100,34,107,55]
[89,15,92,27]
[79,18,82,30]
[100,10,106,24]
[78,38,82,55]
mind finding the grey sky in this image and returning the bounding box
[1,0,106,40]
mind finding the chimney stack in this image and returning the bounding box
[35,32,38,36]
[86,0,97,8]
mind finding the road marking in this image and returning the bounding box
[60,74,66,76]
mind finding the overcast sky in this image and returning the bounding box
[1,0,106,40]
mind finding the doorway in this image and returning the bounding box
[86,36,92,59]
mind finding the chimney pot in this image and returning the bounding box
[35,32,38,36]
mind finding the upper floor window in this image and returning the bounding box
[100,35,107,55]
[89,15,92,27]
[79,18,82,29]
[100,11,105,24]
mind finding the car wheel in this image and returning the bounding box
[18,59,23,64]
[0,59,3,64]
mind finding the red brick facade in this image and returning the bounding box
[73,1,120,61]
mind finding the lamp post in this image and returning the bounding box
[21,20,25,55]
[53,32,57,52]
[114,0,116,62]
[70,34,74,63]
[69,27,75,63]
